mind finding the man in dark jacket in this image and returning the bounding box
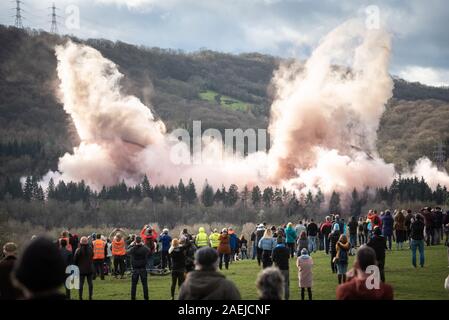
[381,210,394,250]
[127,236,150,300]
[367,227,387,282]
[433,207,443,245]
[0,242,22,300]
[421,207,434,246]
[444,211,449,246]
[272,237,290,300]
[320,216,333,254]
[410,214,425,268]
[74,236,94,300]
[348,216,358,249]
[60,239,73,299]
[179,247,241,300]
[306,219,318,253]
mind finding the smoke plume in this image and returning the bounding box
[44,19,449,196]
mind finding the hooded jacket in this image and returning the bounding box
[217,234,231,254]
[285,225,297,244]
[178,270,241,300]
[381,213,394,236]
[195,227,209,248]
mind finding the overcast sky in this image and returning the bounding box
[1,0,449,86]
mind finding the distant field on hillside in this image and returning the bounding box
[199,90,251,112]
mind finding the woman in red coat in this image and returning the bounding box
[217,228,231,270]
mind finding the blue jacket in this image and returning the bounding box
[285,226,297,244]
[159,233,172,252]
[258,237,276,251]
[381,214,394,236]
[229,233,239,250]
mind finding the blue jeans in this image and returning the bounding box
[308,236,317,253]
[385,235,392,250]
[252,242,257,259]
[410,239,425,267]
[349,234,357,248]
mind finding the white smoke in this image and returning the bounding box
[44,19,449,196]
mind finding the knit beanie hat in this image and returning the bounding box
[14,237,66,293]
[195,247,218,269]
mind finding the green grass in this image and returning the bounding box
[68,244,449,300]
[199,90,251,112]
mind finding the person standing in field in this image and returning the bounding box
[110,231,127,278]
[258,229,276,269]
[329,223,341,273]
[59,239,73,299]
[381,210,394,250]
[410,213,426,268]
[367,226,387,282]
[296,248,313,300]
[239,235,248,260]
[169,238,186,300]
[285,222,297,258]
[320,216,333,254]
[127,236,150,300]
[228,228,239,262]
[255,224,266,266]
[209,228,220,250]
[92,234,107,280]
[217,228,231,270]
[74,236,94,300]
[307,219,318,254]
[335,234,350,284]
[297,231,309,255]
[357,217,366,245]
[159,228,172,270]
[394,210,407,250]
[348,216,358,249]
[194,227,209,249]
[272,236,290,300]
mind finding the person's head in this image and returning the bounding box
[256,267,284,300]
[310,219,314,223]
[97,234,102,240]
[373,226,382,237]
[146,228,152,235]
[198,227,205,233]
[385,210,391,216]
[221,228,228,234]
[240,235,246,241]
[335,215,340,221]
[338,234,348,243]
[332,223,340,232]
[3,242,17,257]
[61,230,68,238]
[287,222,293,228]
[13,237,66,298]
[276,236,284,244]
[195,247,218,271]
[163,228,169,234]
[80,236,88,245]
[301,248,308,256]
[182,228,188,234]
[135,236,142,245]
[355,245,377,272]
[262,222,267,227]
[263,228,272,238]
[213,228,218,233]
[91,233,96,240]
[60,239,67,248]
[325,216,331,222]
[115,233,122,241]
[171,238,179,248]
[270,226,276,232]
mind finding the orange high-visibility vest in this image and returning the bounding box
[59,237,72,252]
[93,239,105,260]
[112,239,126,256]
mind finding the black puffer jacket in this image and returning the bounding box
[170,247,186,272]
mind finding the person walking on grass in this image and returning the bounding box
[258,228,276,269]
[217,228,231,270]
[335,234,350,284]
[256,267,284,300]
[296,231,309,256]
[272,236,290,300]
[74,236,94,300]
[297,248,313,300]
[127,236,150,300]
[255,224,266,266]
[179,247,241,300]
[169,238,186,300]
[336,246,393,300]
[410,213,425,268]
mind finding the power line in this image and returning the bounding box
[433,141,446,170]
[49,2,59,33]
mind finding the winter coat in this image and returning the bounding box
[258,237,276,251]
[217,234,231,254]
[329,231,340,254]
[0,256,23,300]
[336,240,350,263]
[285,226,297,244]
[179,270,241,300]
[229,233,239,250]
[159,233,172,252]
[320,222,332,236]
[307,223,318,236]
[272,244,289,270]
[169,246,186,272]
[381,213,394,236]
[74,245,94,275]
[127,244,150,269]
[367,235,387,261]
[348,220,358,235]
[297,238,309,253]
[410,219,425,241]
[296,254,313,288]
[394,212,406,231]
[195,227,209,248]
[60,247,73,267]
[336,276,393,300]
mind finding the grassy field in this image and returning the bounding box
[199,90,251,112]
[69,244,449,300]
